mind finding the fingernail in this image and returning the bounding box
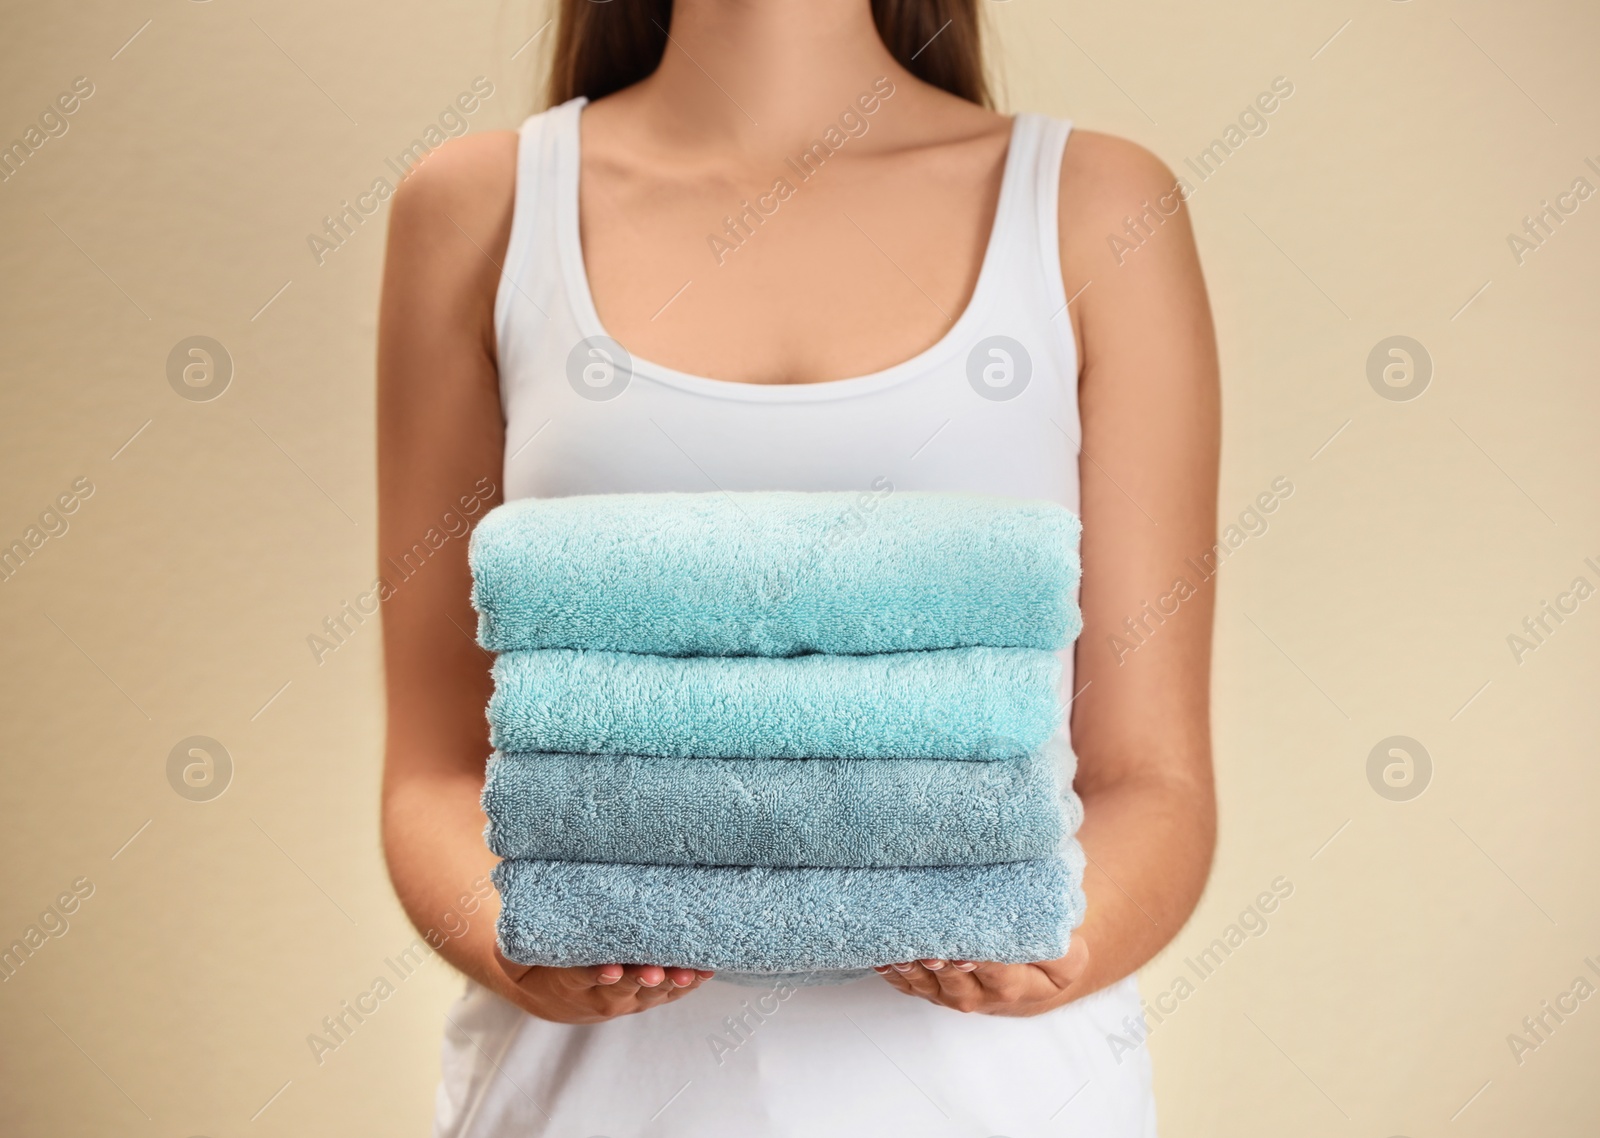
[873,965,891,973]
[955,962,977,972]
[921,960,945,971]
[891,962,913,972]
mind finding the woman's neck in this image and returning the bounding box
[627,0,911,153]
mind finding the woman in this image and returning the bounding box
[379,1,1217,1134]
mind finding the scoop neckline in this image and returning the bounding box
[555,97,1029,404]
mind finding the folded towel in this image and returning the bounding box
[493,846,1086,973]
[471,491,1081,656]
[488,646,1062,760]
[482,748,1077,867]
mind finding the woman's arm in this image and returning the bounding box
[880,132,1219,1014]
[377,134,712,1023]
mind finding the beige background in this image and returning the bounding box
[2,0,1597,1133]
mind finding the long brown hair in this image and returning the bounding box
[545,0,989,108]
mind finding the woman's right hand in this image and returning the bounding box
[492,948,715,1024]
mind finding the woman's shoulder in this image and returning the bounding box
[1059,129,1181,218]
[382,128,522,311]
[389,127,520,227]
[1053,126,1206,360]
[1057,128,1193,270]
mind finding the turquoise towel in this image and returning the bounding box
[482,749,1076,867]
[470,491,1081,656]
[493,846,1086,973]
[488,646,1062,760]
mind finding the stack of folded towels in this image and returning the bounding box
[470,491,1087,982]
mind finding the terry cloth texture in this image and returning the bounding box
[493,843,1087,974]
[470,491,1082,657]
[487,646,1062,760]
[482,749,1076,867]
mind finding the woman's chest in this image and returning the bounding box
[577,144,1008,386]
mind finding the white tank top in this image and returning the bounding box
[435,97,1156,1138]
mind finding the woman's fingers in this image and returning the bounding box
[631,981,678,1006]
[929,961,987,1007]
[564,963,636,990]
[1027,936,1092,992]
[961,942,1091,1008]
[966,961,1041,1004]
[568,962,715,995]
[546,964,652,995]
[886,962,943,998]
[596,964,711,997]
[875,964,915,995]
[492,945,538,987]
[493,958,714,1022]
[879,961,993,1008]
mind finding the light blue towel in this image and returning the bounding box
[471,491,1081,656]
[482,749,1076,867]
[488,646,1062,760]
[493,846,1086,973]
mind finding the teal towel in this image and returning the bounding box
[488,646,1062,760]
[482,749,1076,867]
[470,491,1081,656]
[493,846,1086,973]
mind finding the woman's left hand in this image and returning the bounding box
[875,936,1091,1016]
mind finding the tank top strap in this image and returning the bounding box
[493,97,587,348]
[999,112,1074,322]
